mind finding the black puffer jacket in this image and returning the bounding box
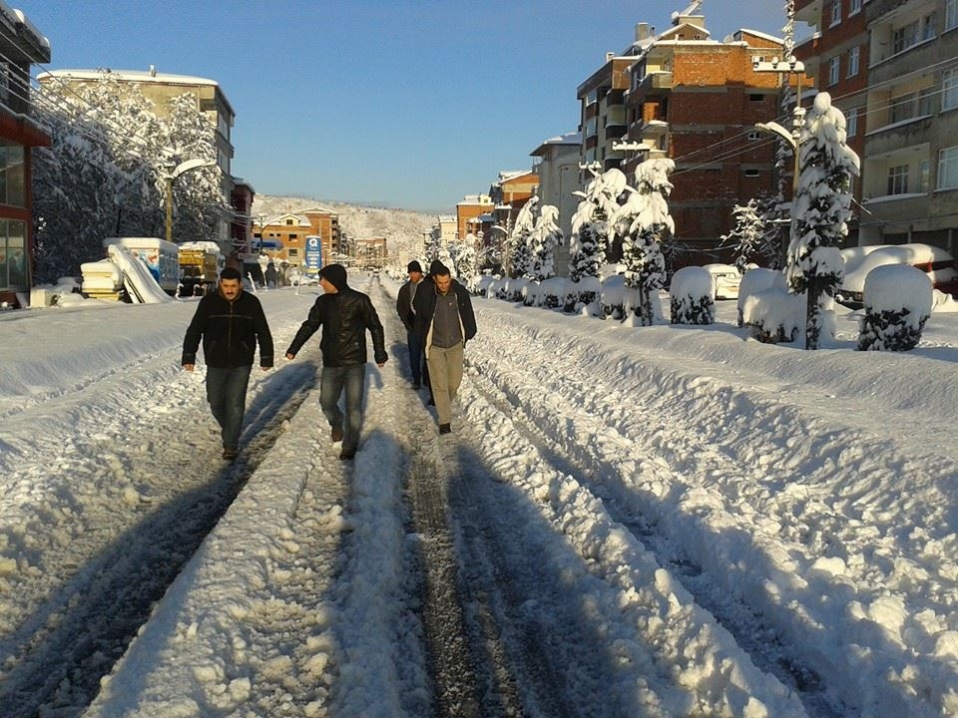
[182,290,274,369]
[286,287,388,367]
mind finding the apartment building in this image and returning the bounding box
[39,67,236,249]
[857,0,958,253]
[489,169,540,246]
[456,194,495,243]
[615,12,804,262]
[254,208,341,269]
[795,0,870,243]
[0,2,50,306]
[531,132,582,276]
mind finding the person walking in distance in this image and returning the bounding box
[396,260,429,391]
[413,260,477,434]
[182,267,274,460]
[285,264,388,460]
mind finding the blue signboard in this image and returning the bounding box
[304,235,322,276]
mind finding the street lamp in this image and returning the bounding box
[752,56,806,197]
[163,158,216,243]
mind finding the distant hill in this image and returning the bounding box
[251,195,440,262]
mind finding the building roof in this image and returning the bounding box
[0,0,50,63]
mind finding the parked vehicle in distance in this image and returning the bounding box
[836,243,958,307]
[703,263,742,300]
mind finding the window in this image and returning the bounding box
[849,0,861,15]
[948,0,958,31]
[893,20,920,54]
[940,146,958,189]
[0,219,26,289]
[829,56,841,86]
[944,69,958,111]
[747,130,761,140]
[0,141,24,208]
[745,169,761,177]
[830,1,842,26]
[919,159,931,192]
[846,106,858,136]
[889,90,933,124]
[749,93,764,102]
[922,13,937,40]
[887,164,909,195]
[847,46,860,77]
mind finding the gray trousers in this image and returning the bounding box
[426,342,463,426]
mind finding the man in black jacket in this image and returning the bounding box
[413,260,477,435]
[285,264,388,460]
[395,260,428,391]
[182,267,274,460]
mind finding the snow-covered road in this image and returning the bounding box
[1,275,957,717]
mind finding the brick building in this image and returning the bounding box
[254,208,341,269]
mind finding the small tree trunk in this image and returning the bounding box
[805,278,823,350]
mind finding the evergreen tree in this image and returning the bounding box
[786,92,860,350]
[611,158,674,325]
[529,204,562,281]
[508,196,538,279]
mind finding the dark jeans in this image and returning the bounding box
[407,330,426,385]
[320,364,366,453]
[206,365,252,451]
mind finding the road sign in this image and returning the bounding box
[305,236,322,275]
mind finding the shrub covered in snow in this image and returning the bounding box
[737,268,781,327]
[670,266,715,325]
[524,276,567,309]
[741,271,806,343]
[857,265,932,351]
[475,274,499,298]
[599,275,627,320]
[563,275,602,315]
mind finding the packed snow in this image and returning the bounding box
[1,273,958,717]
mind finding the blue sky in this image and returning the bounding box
[25,1,793,213]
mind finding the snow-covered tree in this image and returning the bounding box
[786,92,859,350]
[610,158,675,325]
[566,168,624,311]
[507,196,538,279]
[161,93,224,243]
[454,237,478,291]
[723,194,786,271]
[529,204,562,281]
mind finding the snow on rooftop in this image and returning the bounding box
[41,68,220,87]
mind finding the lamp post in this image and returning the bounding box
[752,56,806,197]
[163,158,216,243]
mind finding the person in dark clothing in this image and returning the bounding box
[413,260,477,434]
[395,259,429,392]
[182,267,274,460]
[285,264,388,460]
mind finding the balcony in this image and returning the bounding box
[630,71,673,103]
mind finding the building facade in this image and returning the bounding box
[456,194,495,243]
[0,3,50,306]
[531,132,582,276]
[254,208,341,269]
[856,0,957,253]
[617,13,805,264]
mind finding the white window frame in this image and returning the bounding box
[849,0,862,15]
[948,0,958,31]
[944,68,958,112]
[888,164,909,195]
[939,146,958,190]
[846,107,858,137]
[830,1,842,27]
[847,46,860,77]
[828,56,841,86]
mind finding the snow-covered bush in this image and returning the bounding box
[857,265,932,351]
[524,276,567,309]
[741,271,806,343]
[563,275,602,315]
[599,275,627,320]
[475,274,498,298]
[670,266,714,325]
[737,267,782,327]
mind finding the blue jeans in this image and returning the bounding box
[320,364,366,453]
[407,330,425,385]
[206,365,252,451]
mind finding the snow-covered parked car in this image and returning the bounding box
[703,263,742,300]
[836,243,958,308]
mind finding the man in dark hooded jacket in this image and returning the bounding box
[285,264,387,460]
